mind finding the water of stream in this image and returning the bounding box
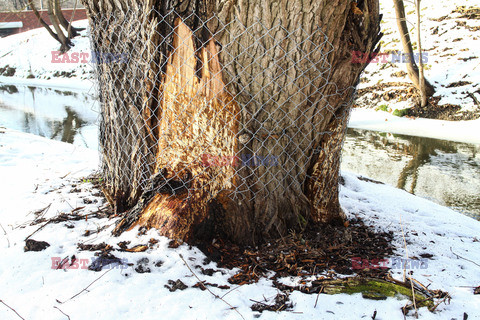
[0,84,99,150]
[342,129,480,221]
[1,84,479,220]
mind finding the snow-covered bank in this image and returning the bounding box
[349,108,480,145]
[1,128,479,320]
[0,20,92,91]
[0,75,92,91]
[356,0,480,118]
[0,129,98,226]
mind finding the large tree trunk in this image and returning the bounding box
[82,0,381,245]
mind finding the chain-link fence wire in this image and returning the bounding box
[88,8,353,208]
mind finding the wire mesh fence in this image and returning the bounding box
[88,8,351,207]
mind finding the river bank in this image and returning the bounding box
[0,127,479,319]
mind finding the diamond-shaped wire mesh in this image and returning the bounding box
[88,8,349,205]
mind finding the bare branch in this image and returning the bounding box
[57,269,113,304]
[179,254,245,320]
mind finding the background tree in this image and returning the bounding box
[415,0,427,107]
[392,0,434,106]
[53,0,82,37]
[81,0,382,245]
[11,0,28,10]
[27,0,84,53]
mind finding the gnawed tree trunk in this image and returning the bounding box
[82,0,382,245]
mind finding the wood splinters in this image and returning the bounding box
[351,2,364,15]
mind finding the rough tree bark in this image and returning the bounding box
[392,0,435,98]
[82,0,382,245]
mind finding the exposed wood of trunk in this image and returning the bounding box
[392,0,434,97]
[82,0,382,245]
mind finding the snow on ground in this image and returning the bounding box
[349,108,480,144]
[0,1,479,135]
[0,20,92,90]
[1,128,479,320]
[356,0,480,114]
[0,3,479,319]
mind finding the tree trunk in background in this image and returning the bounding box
[392,0,435,98]
[415,0,427,107]
[54,0,83,38]
[27,0,61,43]
[28,0,81,53]
[82,0,382,245]
[46,0,72,52]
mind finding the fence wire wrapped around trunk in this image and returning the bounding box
[88,8,352,224]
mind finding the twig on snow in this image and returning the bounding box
[54,306,71,319]
[25,208,108,241]
[430,293,451,312]
[399,214,418,318]
[408,272,418,319]
[0,223,10,248]
[179,254,245,320]
[25,220,51,241]
[29,204,51,219]
[467,91,480,108]
[0,299,25,320]
[57,269,112,304]
[314,286,324,308]
[220,284,244,299]
[450,247,480,268]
